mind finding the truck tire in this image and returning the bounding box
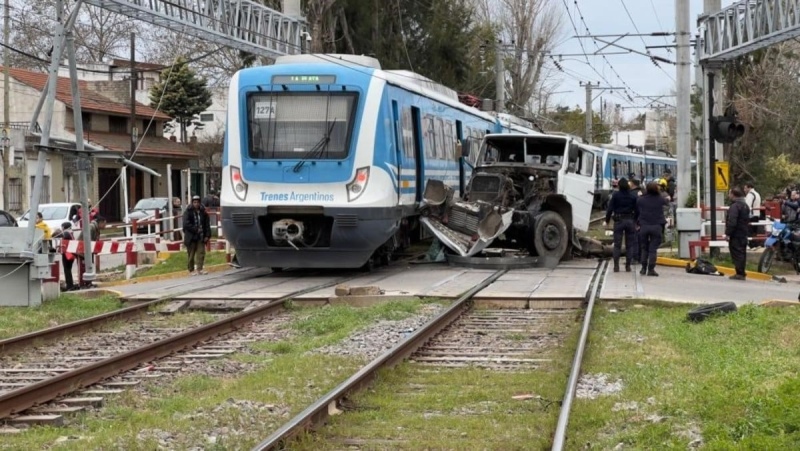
[532,211,568,261]
[758,247,775,273]
[687,302,737,322]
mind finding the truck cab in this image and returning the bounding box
[421,133,596,261]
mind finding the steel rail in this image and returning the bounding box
[0,268,265,355]
[552,259,608,451]
[253,269,509,451]
[0,272,364,419]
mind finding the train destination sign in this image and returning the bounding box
[271,75,336,84]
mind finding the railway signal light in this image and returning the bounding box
[711,116,745,144]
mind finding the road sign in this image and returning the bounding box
[715,161,730,191]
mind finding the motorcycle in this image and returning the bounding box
[758,220,800,273]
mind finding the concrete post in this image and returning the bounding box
[125,245,137,280]
[495,40,504,114]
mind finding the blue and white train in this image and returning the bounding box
[590,143,680,208]
[221,54,539,269]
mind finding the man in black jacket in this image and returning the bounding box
[183,195,211,275]
[605,178,639,272]
[726,187,750,280]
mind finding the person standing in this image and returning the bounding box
[726,187,750,280]
[183,195,211,276]
[58,222,77,291]
[637,182,670,276]
[605,178,638,272]
[744,182,762,241]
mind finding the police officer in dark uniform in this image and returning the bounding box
[726,187,750,280]
[637,181,670,276]
[605,177,638,272]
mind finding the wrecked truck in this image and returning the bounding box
[419,133,598,262]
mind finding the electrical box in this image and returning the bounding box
[0,228,46,307]
[676,208,702,231]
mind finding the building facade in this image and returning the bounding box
[0,66,198,221]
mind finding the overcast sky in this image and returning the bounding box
[548,0,737,116]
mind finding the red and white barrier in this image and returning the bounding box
[63,240,136,255]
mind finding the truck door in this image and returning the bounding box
[561,145,595,232]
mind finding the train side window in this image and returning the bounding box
[445,120,455,159]
[401,108,414,159]
[423,115,435,158]
[435,118,445,159]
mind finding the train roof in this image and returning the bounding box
[273,54,498,123]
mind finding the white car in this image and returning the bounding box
[17,202,82,233]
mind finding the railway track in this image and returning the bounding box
[0,268,269,355]
[255,260,607,450]
[0,270,366,421]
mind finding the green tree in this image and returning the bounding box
[546,105,611,143]
[149,57,213,143]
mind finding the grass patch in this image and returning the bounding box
[135,251,227,278]
[0,294,122,339]
[296,310,580,449]
[569,302,800,449]
[2,299,436,449]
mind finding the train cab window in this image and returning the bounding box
[247,92,358,159]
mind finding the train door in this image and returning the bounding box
[391,100,403,202]
[455,120,465,197]
[411,107,424,202]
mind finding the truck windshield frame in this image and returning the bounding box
[479,136,568,168]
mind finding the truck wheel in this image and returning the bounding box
[532,211,568,260]
[758,247,775,273]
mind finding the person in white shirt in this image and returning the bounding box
[744,182,762,220]
[744,182,763,242]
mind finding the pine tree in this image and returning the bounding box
[149,57,213,143]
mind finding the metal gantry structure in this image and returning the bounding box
[82,0,306,58]
[699,0,800,65]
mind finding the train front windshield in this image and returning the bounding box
[247,92,358,160]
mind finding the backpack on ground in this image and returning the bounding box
[685,257,722,276]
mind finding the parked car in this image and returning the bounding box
[0,209,18,227]
[125,197,176,233]
[17,203,82,232]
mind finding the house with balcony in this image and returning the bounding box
[0,66,198,221]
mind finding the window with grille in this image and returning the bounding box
[200,113,214,122]
[8,178,22,211]
[29,176,50,204]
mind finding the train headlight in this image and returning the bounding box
[230,166,248,201]
[346,167,370,202]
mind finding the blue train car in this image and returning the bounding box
[221,54,528,269]
[591,143,680,208]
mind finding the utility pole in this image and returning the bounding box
[701,0,722,248]
[495,40,505,114]
[3,0,9,210]
[676,0,691,209]
[579,82,624,142]
[129,33,136,209]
